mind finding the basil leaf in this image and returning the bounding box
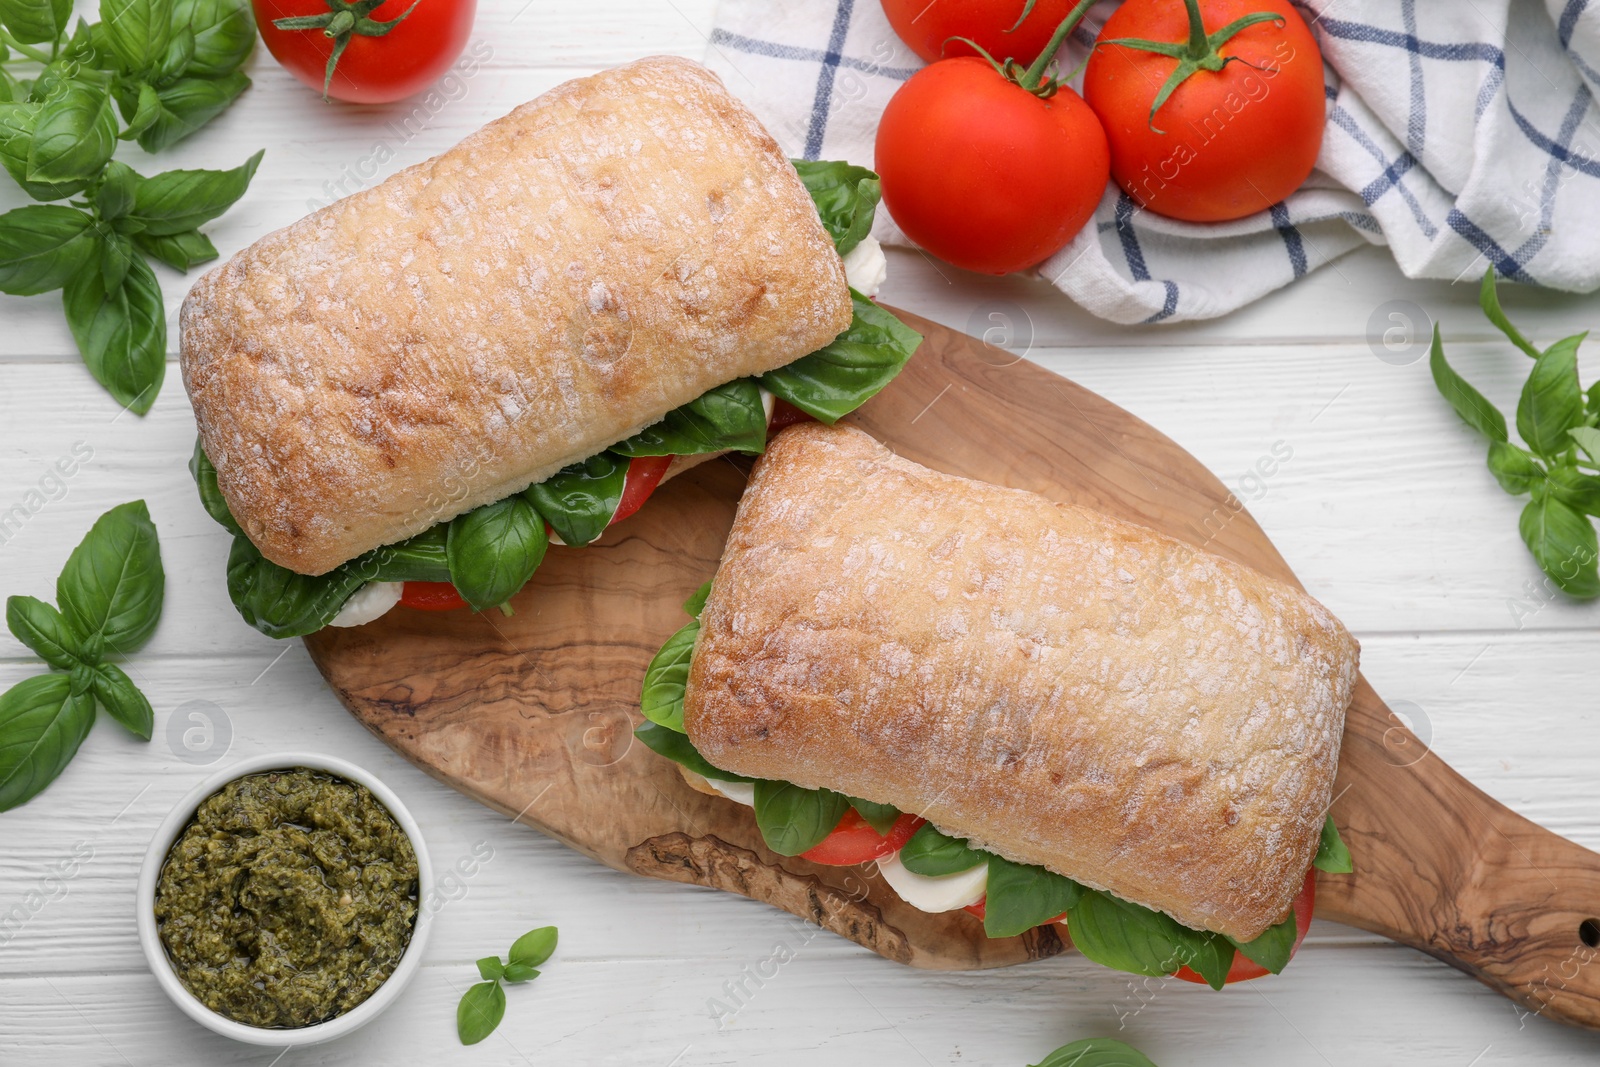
[116,82,162,142]
[475,956,504,982]
[187,438,242,535]
[508,925,557,967]
[1486,440,1543,496]
[363,526,451,584]
[1313,814,1353,874]
[5,595,82,669]
[1065,891,1194,978]
[0,101,90,200]
[1229,909,1296,975]
[523,451,626,548]
[127,148,261,235]
[173,0,254,78]
[132,227,216,271]
[446,496,548,612]
[0,204,97,295]
[455,979,505,1046]
[1519,487,1600,598]
[152,25,194,83]
[90,661,153,740]
[94,161,139,223]
[1031,1037,1160,1067]
[1517,333,1587,458]
[633,721,757,784]
[0,0,72,44]
[898,823,984,876]
[1182,929,1235,990]
[753,780,851,857]
[791,158,881,256]
[1547,462,1600,517]
[1477,268,1540,360]
[226,534,367,639]
[56,499,164,651]
[1589,380,1600,424]
[640,616,696,732]
[847,796,899,836]
[610,378,768,458]
[27,79,116,184]
[500,962,539,984]
[983,856,1082,938]
[0,673,95,812]
[760,291,921,423]
[99,230,135,293]
[131,71,248,153]
[683,579,712,617]
[1571,426,1600,468]
[62,252,166,415]
[100,0,175,72]
[1429,324,1507,443]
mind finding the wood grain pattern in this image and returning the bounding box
[305,307,1600,1027]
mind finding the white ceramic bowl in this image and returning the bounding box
[137,752,433,1047]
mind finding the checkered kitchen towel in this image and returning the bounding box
[704,0,1600,323]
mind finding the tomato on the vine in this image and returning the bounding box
[1173,868,1315,985]
[875,9,1109,276]
[1082,0,1324,222]
[252,0,478,104]
[880,0,1091,66]
[801,811,925,866]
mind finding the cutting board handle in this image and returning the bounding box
[1317,678,1600,1030]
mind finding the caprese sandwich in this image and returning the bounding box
[180,57,916,638]
[637,422,1358,988]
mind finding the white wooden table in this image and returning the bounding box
[4,3,1600,1064]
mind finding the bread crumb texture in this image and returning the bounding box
[685,423,1359,942]
[180,56,851,575]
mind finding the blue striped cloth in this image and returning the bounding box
[704,0,1600,323]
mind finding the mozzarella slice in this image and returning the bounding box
[758,386,776,423]
[704,778,755,807]
[876,851,987,912]
[327,581,404,627]
[841,235,887,298]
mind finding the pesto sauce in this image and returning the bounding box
[154,768,420,1029]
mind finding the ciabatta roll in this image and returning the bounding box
[683,423,1359,942]
[181,56,852,576]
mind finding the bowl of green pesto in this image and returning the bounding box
[137,753,433,1046]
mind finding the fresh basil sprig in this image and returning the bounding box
[1431,270,1600,597]
[0,501,164,811]
[458,925,557,1045]
[760,290,921,423]
[984,855,1083,939]
[611,379,769,458]
[1030,1038,1160,1067]
[753,780,852,856]
[847,796,900,835]
[446,495,548,614]
[790,159,881,257]
[0,0,258,413]
[1314,813,1352,873]
[523,452,628,548]
[638,582,709,733]
[899,822,985,875]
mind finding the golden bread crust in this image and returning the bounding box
[683,423,1359,941]
[180,56,851,575]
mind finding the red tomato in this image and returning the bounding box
[399,581,467,611]
[1172,868,1315,985]
[875,57,1109,275]
[961,897,1068,925]
[801,811,925,866]
[881,0,1092,65]
[767,399,816,434]
[252,0,478,104]
[611,455,675,527]
[1082,0,1325,222]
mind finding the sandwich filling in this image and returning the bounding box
[191,161,918,639]
[638,583,1354,989]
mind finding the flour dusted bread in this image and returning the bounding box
[683,424,1359,942]
[180,56,852,576]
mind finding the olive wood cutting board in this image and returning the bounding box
[305,307,1600,1029]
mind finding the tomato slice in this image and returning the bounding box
[611,455,674,527]
[768,399,816,434]
[399,581,468,612]
[801,811,925,866]
[1172,868,1316,985]
[960,897,1068,925]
